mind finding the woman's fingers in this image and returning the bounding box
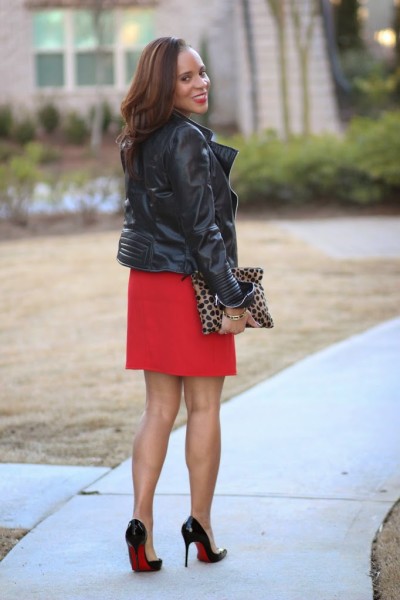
[246,313,261,328]
[218,312,261,335]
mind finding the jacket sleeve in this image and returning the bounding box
[165,124,254,308]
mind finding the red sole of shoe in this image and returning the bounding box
[195,541,211,563]
[128,544,154,572]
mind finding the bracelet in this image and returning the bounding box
[223,309,248,321]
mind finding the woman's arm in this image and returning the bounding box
[165,124,254,309]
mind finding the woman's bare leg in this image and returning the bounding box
[132,371,182,560]
[183,376,225,552]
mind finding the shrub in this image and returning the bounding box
[37,103,60,134]
[353,68,398,117]
[230,133,352,204]
[334,163,384,204]
[111,165,126,213]
[114,114,125,134]
[347,112,400,188]
[61,169,117,223]
[24,141,61,164]
[63,111,89,145]
[0,155,41,224]
[13,117,36,144]
[0,105,13,138]
[0,142,19,163]
[339,49,398,117]
[102,102,113,133]
[227,112,400,207]
[89,101,114,134]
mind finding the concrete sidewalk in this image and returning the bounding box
[275,216,400,258]
[1,317,399,600]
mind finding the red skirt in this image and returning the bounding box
[126,270,236,376]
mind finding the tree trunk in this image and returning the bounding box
[289,0,319,136]
[266,0,291,139]
[299,47,310,136]
[90,1,105,157]
[277,2,291,139]
[241,0,258,133]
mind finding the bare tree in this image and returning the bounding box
[289,0,320,136]
[241,0,259,132]
[89,0,109,156]
[265,0,291,139]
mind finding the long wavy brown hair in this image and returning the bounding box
[118,36,189,176]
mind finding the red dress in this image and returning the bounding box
[126,269,236,376]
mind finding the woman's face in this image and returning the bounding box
[173,48,210,117]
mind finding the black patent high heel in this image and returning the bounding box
[125,519,162,572]
[181,516,227,567]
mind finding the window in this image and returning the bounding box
[32,8,154,89]
[121,9,155,83]
[33,10,65,87]
[73,10,115,86]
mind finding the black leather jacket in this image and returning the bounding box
[117,111,254,308]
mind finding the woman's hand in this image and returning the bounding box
[218,308,261,335]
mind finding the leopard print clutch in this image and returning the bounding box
[191,267,274,335]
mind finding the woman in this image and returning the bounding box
[117,36,258,572]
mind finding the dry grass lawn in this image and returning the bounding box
[371,500,400,600]
[1,218,399,466]
[1,215,400,584]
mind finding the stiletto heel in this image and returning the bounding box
[181,516,227,567]
[125,519,162,572]
[184,539,190,568]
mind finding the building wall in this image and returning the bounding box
[156,0,238,130]
[0,0,340,135]
[157,0,341,135]
[235,0,340,136]
[0,0,34,106]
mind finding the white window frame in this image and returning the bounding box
[33,9,66,89]
[33,7,154,91]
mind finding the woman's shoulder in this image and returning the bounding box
[150,112,211,146]
[172,112,213,141]
[165,114,214,158]
[142,114,191,150]
[143,113,212,165]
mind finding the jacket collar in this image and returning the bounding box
[171,110,214,142]
[171,110,238,175]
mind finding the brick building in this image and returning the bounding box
[0,0,341,135]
